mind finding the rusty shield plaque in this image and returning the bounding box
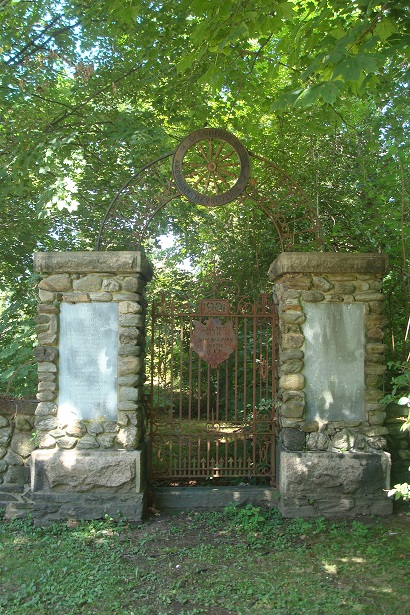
[190,318,237,368]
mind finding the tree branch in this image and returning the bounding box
[347,3,390,51]
[237,49,302,74]
[44,65,142,131]
[8,21,81,69]
[30,92,76,111]
[249,35,274,73]
[6,14,64,66]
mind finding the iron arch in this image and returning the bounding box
[96,129,324,252]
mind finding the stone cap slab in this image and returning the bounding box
[269,252,389,280]
[34,251,153,281]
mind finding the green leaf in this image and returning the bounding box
[294,84,322,107]
[276,1,295,20]
[177,51,196,74]
[332,54,378,82]
[270,89,303,110]
[218,23,249,50]
[319,81,343,104]
[375,18,398,41]
[258,15,282,37]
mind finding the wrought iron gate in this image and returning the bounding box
[148,277,277,485]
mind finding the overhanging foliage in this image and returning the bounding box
[0,0,408,395]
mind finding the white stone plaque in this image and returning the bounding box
[59,303,118,421]
[303,303,365,422]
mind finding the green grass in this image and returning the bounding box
[0,506,409,614]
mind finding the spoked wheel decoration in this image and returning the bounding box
[96,127,324,251]
[172,128,250,206]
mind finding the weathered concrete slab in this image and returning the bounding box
[278,449,392,517]
[153,486,279,511]
[303,303,365,421]
[30,448,147,525]
[269,253,389,280]
[34,251,153,280]
[31,449,146,493]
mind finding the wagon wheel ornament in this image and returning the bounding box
[172,128,250,206]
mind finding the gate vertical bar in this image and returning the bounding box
[149,278,277,484]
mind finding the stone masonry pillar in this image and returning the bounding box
[268,252,392,517]
[31,251,152,525]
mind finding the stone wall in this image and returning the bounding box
[2,251,400,522]
[0,398,36,517]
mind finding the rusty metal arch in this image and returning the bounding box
[96,130,324,252]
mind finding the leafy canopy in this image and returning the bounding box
[0,0,409,394]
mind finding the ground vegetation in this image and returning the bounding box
[0,506,408,614]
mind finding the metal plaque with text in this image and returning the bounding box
[190,318,237,368]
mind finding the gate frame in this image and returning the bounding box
[148,276,278,486]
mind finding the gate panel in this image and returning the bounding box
[148,284,277,484]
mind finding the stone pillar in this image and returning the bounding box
[31,251,152,525]
[269,253,393,517]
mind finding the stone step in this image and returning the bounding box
[152,485,280,511]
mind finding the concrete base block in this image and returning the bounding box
[153,486,279,511]
[30,447,147,525]
[278,449,393,517]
